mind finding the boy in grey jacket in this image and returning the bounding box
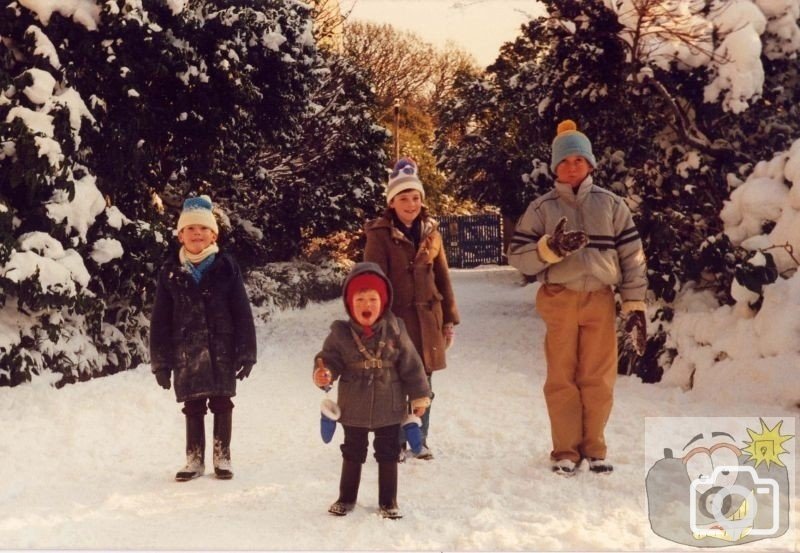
[313,262,430,518]
[508,120,648,477]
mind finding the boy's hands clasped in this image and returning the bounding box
[548,216,588,258]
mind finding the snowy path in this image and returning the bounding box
[0,266,796,550]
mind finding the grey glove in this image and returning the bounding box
[547,217,588,258]
[155,370,171,390]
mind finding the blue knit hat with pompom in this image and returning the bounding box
[550,120,597,172]
[177,194,219,234]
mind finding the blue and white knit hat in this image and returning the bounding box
[386,157,425,204]
[177,195,219,234]
[550,120,597,172]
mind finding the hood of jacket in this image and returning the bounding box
[341,261,394,320]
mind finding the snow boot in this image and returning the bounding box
[587,457,613,474]
[378,462,402,519]
[551,458,577,478]
[328,459,362,516]
[213,411,233,480]
[397,443,408,463]
[414,440,434,461]
[175,414,205,481]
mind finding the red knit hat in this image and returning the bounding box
[345,273,389,318]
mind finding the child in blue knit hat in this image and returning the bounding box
[150,195,257,482]
[508,120,648,477]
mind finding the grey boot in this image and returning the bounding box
[175,414,205,481]
[213,411,233,480]
[378,462,402,519]
[328,459,362,516]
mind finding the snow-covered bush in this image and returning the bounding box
[658,269,800,408]
[0,0,388,387]
[437,0,800,382]
[246,259,350,321]
[722,138,800,308]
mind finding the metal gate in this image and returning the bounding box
[438,214,504,268]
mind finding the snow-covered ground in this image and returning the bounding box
[0,266,797,550]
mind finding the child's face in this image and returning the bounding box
[179,225,217,254]
[390,190,423,226]
[351,289,382,327]
[555,155,592,187]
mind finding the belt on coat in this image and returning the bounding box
[346,359,394,370]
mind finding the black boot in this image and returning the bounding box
[378,462,402,519]
[175,414,205,481]
[213,411,233,480]
[328,459,362,516]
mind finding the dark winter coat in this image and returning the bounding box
[316,262,431,429]
[364,211,459,373]
[150,252,257,403]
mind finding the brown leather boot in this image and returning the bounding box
[378,462,402,519]
[213,411,233,480]
[328,459,362,516]
[175,414,205,481]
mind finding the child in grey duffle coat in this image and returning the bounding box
[313,261,431,519]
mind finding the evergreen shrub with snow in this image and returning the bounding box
[246,259,349,321]
[0,0,387,387]
[437,0,800,382]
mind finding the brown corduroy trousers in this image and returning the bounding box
[536,284,617,463]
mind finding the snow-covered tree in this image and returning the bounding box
[0,0,389,386]
[437,0,800,381]
[236,51,389,261]
[0,2,169,386]
[344,20,479,209]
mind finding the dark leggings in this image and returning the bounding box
[182,396,234,416]
[341,424,401,464]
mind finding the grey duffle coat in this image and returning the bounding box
[150,252,257,403]
[315,262,431,429]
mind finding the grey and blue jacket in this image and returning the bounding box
[507,177,647,305]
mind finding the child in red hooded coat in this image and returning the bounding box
[313,261,430,518]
